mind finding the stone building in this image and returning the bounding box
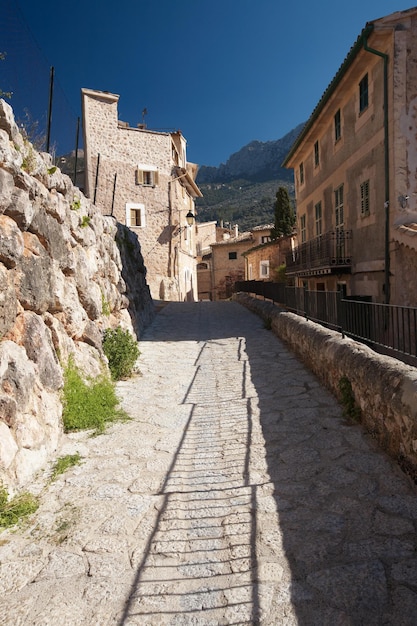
[81,88,202,301]
[243,233,296,282]
[283,7,417,305]
[210,225,274,300]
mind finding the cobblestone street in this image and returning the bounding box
[1,301,417,624]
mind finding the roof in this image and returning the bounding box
[282,21,375,166]
[251,224,274,232]
[211,232,253,247]
[283,7,417,167]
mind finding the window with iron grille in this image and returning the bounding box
[359,74,369,113]
[361,180,370,216]
[300,214,306,243]
[335,185,344,228]
[315,202,322,236]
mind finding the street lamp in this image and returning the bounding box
[185,211,195,226]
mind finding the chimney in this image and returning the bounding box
[234,224,239,238]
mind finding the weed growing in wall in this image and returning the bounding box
[338,375,361,422]
[101,291,111,317]
[102,327,140,380]
[0,484,38,529]
[62,358,128,434]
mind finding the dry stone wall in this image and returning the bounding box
[0,100,154,492]
[235,292,417,480]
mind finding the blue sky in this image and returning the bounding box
[1,0,410,166]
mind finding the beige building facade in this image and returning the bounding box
[283,7,417,305]
[82,88,202,302]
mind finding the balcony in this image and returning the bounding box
[286,230,352,277]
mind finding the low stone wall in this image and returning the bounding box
[0,100,154,492]
[235,292,417,479]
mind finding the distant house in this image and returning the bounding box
[209,224,275,300]
[283,7,417,305]
[81,88,202,302]
[243,232,296,282]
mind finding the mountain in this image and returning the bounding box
[195,123,304,230]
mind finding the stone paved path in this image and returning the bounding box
[1,301,417,625]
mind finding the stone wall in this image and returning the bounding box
[0,100,154,492]
[235,292,417,479]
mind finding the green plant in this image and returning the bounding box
[264,317,272,330]
[62,358,128,434]
[47,166,57,175]
[0,484,38,529]
[71,197,81,210]
[102,327,140,380]
[21,143,37,174]
[101,291,111,317]
[80,215,90,228]
[50,453,81,481]
[339,376,361,422]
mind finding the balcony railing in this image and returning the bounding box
[286,230,352,276]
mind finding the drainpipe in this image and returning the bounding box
[363,35,390,304]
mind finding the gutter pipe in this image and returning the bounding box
[363,35,390,305]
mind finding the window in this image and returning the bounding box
[361,180,370,216]
[125,203,146,228]
[314,141,320,167]
[315,202,322,237]
[248,264,253,280]
[334,109,341,142]
[135,168,159,186]
[260,261,270,278]
[299,162,304,185]
[359,74,369,113]
[300,214,306,243]
[228,251,237,260]
[335,185,345,260]
[335,185,344,229]
[261,235,271,243]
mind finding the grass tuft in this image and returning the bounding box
[0,485,38,529]
[102,327,140,380]
[62,358,129,434]
[50,453,82,481]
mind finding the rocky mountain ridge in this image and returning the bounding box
[196,123,304,184]
[195,123,304,230]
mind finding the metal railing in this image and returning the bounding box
[235,281,417,366]
[286,230,352,275]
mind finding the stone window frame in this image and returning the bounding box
[126,202,146,228]
[135,164,159,187]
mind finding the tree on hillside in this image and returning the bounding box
[271,186,295,239]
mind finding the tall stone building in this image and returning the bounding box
[81,88,202,301]
[283,7,417,306]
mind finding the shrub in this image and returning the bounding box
[102,327,140,380]
[62,358,128,434]
[0,484,38,529]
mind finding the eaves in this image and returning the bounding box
[282,23,374,167]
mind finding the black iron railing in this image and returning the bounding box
[234,281,417,366]
[286,230,352,275]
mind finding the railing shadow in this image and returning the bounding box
[118,301,416,624]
